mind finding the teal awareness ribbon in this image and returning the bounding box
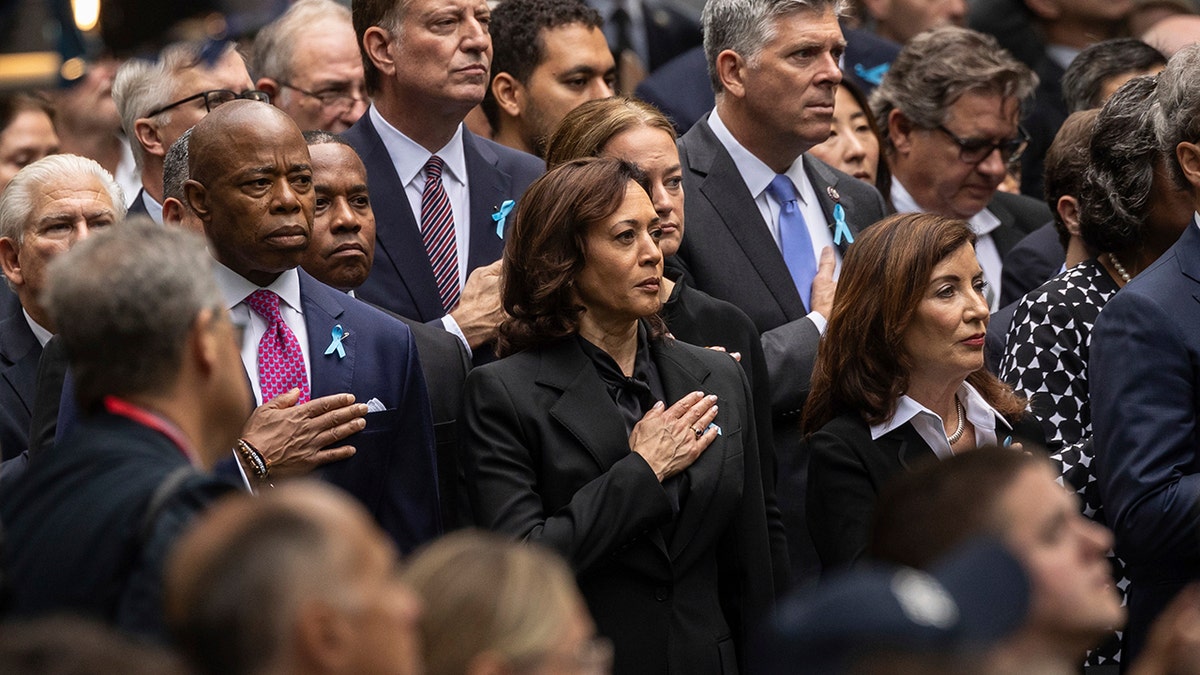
[833,204,854,246]
[493,199,515,238]
[325,324,348,359]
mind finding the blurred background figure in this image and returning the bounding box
[0,94,58,195]
[0,616,187,675]
[250,0,368,133]
[166,482,423,675]
[803,212,1039,569]
[403,530,609,675]
[855,0,967,46]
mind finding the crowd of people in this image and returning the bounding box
[4,0,1200,673]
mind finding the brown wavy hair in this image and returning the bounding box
[544,96,676,168]
[497,157,654,357]
[802,212,1025,433]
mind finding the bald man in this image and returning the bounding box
[184,100,442,552]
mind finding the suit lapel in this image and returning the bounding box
[1173,224,1200,296]
[653,341,724,559]
[688,118,808,317]
[298,272,355,398]
[462,130,509,271]
[985,196,1024,258]
[0,309,40,413]
[805,155,859,258]
[351,117,445,320]
[875,422,937,471]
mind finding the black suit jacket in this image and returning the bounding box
[342,115,544,327]
[807,409,1045,571]
[675,113,888,582]
[463,335,775,674]
[126,187,151,220]
[0,298,39,460]
[0,412,236,638]
[999,221,1065,307]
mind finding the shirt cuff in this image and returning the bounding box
[440,313,474,358]
[807,310,827,335]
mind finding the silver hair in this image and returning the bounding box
[701,0,847,94]
[1154,44,1200,190]
[251,0,353,84]
[43,218,224,406]
[0,153,126,246]
[870,26,1037,154]
[112,41,241,170]
[163,127,194,203]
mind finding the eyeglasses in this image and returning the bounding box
[934,124,1030,165]
[279,81,368,113]
[145,89,271,118]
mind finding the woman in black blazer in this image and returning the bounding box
[462,158,775,675]
[802,213,1041,570]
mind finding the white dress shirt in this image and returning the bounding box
[367,104,472,352]
[890,178,1004,311]
[869,381,1013,460]
[140,189,164,225]
[22,309,51,348]
[708,109,840,331]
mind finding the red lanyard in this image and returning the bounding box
[102,396,198,466]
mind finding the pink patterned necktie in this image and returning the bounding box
[244,289,310,404]
[420,155,461,311]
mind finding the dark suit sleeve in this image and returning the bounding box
[1091,290,1200,567]
[805,424,877,570]
[760,319,822,416]
[462,368,675,574]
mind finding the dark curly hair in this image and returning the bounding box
[497,157,652,357]
[481,0,603,129]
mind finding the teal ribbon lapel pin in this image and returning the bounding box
[325,324,350,359]
[493,199,515,239]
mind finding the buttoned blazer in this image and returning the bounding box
[1090,222,1200,658]
[342,115,544,324]
[0,297,40,460]
[462,335,775,675]
[298,271,442,553]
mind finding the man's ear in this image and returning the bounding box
[134,117,168,159]
[1176,141,1200,190]
[0,237,23,288]
[715,49,747,99]
[190,307,220,376]
[490,73,525,119]
[887,109,915,156]
[1057,194,1081,237]
[184,180,211,225]
[362,26,398,80]
[257,77,282,103]
[1023,0,1060,21]
[293,601,356,672]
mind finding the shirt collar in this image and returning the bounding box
[869,380,1011,440]
[141,188,164,225]
[22,308,52,347]
[890,177,1000,235]
[368,104,467,188]
[212,262,304,315]
[708,109,812,206]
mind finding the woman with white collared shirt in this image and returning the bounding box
[801,212,1043,570]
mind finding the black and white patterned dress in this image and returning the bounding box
[999,257,1126,665]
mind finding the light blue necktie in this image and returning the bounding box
[766,174,817,310]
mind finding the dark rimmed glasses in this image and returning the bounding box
[145,89,271,118]
[934,124,1030,165]
[278,81,368,113]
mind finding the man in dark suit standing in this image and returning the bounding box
[300,130,473,529]
[345,0,544,361]
[185,101,442,553]
[1,220,246,638]
[1090,44,1200,663]
[872,26,1048,311]
[675,0,888,581]
[0,154,125,461]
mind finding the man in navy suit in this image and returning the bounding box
[675,0,887,581]
[0,154,125,460]
[1090,44,1200,663]
[185,100,441,553]
[345,0,544,361]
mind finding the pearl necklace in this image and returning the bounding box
[946,396,966,444]
[1107,253,1132,284]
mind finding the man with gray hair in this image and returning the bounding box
[872,25,1049,309]
[0,154,124,460]
[251,0,368,133]
[112,40,263,223]
[0,219,247,638]
[1090,43,1200,663]
[675,0,887,581]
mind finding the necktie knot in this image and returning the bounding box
[245,289,282,323]
[424,155,445,181]
[766,174,798,214]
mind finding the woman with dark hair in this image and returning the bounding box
[803,211,1040,569]
[545,97,787,588]
[0,93,58,194]
[807,79,889,198]
[462,157,775,674]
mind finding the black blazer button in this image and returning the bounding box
[655,586,669,601]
